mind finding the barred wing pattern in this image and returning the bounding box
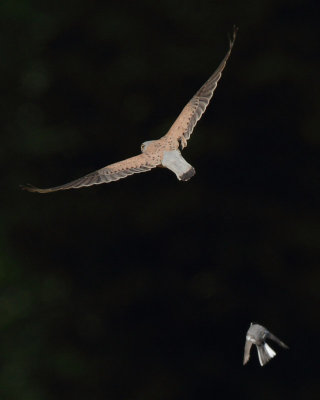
[22,154,157,193]
[167,27,237,149]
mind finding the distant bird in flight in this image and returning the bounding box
[22,28,237,194]
[243,323,289,366]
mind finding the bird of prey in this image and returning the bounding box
[22,28,237,194]
[243,323,289,367]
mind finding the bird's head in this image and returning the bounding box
[141,140,155,153]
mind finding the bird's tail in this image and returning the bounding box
[257,343,276,366]
[162,150,196,181]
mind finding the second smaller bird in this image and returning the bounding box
[243,323,289,366]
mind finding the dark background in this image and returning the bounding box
[1,0,319,399]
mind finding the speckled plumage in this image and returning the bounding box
[22,28,237,193]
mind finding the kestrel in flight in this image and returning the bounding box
[22,28,237,193]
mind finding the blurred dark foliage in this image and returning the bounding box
[0,0,319,399]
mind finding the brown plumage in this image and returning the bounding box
[22,27,237,193]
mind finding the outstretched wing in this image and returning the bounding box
[22,153,158,193]
[165,27,237,149]
[267,332,289,349]
[243,339,253,365]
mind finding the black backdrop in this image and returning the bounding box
[1,1,319,399]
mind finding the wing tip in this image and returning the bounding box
[229,25,238,48]
[20,184,52,194]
